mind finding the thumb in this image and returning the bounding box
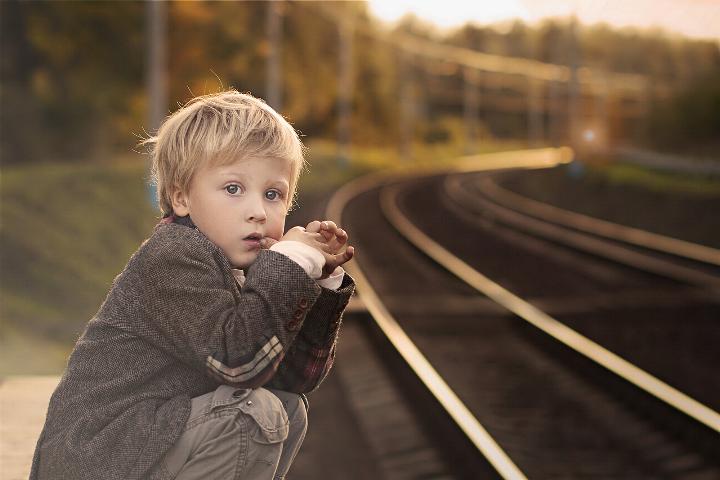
[260,237,279,249]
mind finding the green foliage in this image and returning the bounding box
[643,70,720,151]
[3,1,719,167]
[597,162,720,196]
[0,158,158,345]
[0,1,146,164]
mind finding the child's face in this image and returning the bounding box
[172,156,292,269]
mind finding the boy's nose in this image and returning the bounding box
[248,212,266,222]
[246,197,267,223]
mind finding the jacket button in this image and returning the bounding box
[287,319,300,331]
[299,298,309,308]
[293,310,304,319]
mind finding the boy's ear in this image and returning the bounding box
[170,187,191,217]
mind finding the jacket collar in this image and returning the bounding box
[159,213,197,229]
[160,213,246,287]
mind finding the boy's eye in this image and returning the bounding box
[225,184,241,195]
[265,189,282,201]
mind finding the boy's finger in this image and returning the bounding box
[306,220,322,233]
[326,236,346,253]
[324,228,346,244]
[322,233,347,252]
[334,231,348,245]
[328,245,354,265]
[321,220,338,232]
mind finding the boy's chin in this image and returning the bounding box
[230,252,260,270]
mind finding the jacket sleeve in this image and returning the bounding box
[138,229,324,389]
[264,272,355,394]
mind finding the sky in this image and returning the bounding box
[367,0,720,41]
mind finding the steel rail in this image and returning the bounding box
[380,181,720,435]
[327,184,527,480]
[325,148,571,479]
[478,177,720,267]
[443,176,720,288]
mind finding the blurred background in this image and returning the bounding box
[1,0,719,375]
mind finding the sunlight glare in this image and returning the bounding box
[367,0,530,28]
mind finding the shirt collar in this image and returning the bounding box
[231,268,246,288]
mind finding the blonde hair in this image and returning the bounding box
[139,89,307,216]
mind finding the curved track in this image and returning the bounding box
[329,150,720,479]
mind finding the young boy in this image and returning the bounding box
[30,90,356,480]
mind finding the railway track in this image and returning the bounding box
[328,149,720,479]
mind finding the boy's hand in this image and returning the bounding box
[260,220,355,279]
[260,224,329,252]
[306,220,355,279]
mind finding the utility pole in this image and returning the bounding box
[399,50,414,162]
[266,1,282,111]
[337,14,354,168]
[146,0,167,209]
[463,66,480,155]
[567,16,580,147]
[548,27,562,147]
[147,0,167,133]
[596,75,609,149]
[527,77,544,147]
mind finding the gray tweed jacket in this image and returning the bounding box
[30,222,355,480]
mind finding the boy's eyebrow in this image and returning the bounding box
[218,171,289,189]
[269,180,290,191]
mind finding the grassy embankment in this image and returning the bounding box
[599,161,720,196]
[1,139,526,375]
[1,159,159,374]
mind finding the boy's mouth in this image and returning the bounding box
[243,233,263,249]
